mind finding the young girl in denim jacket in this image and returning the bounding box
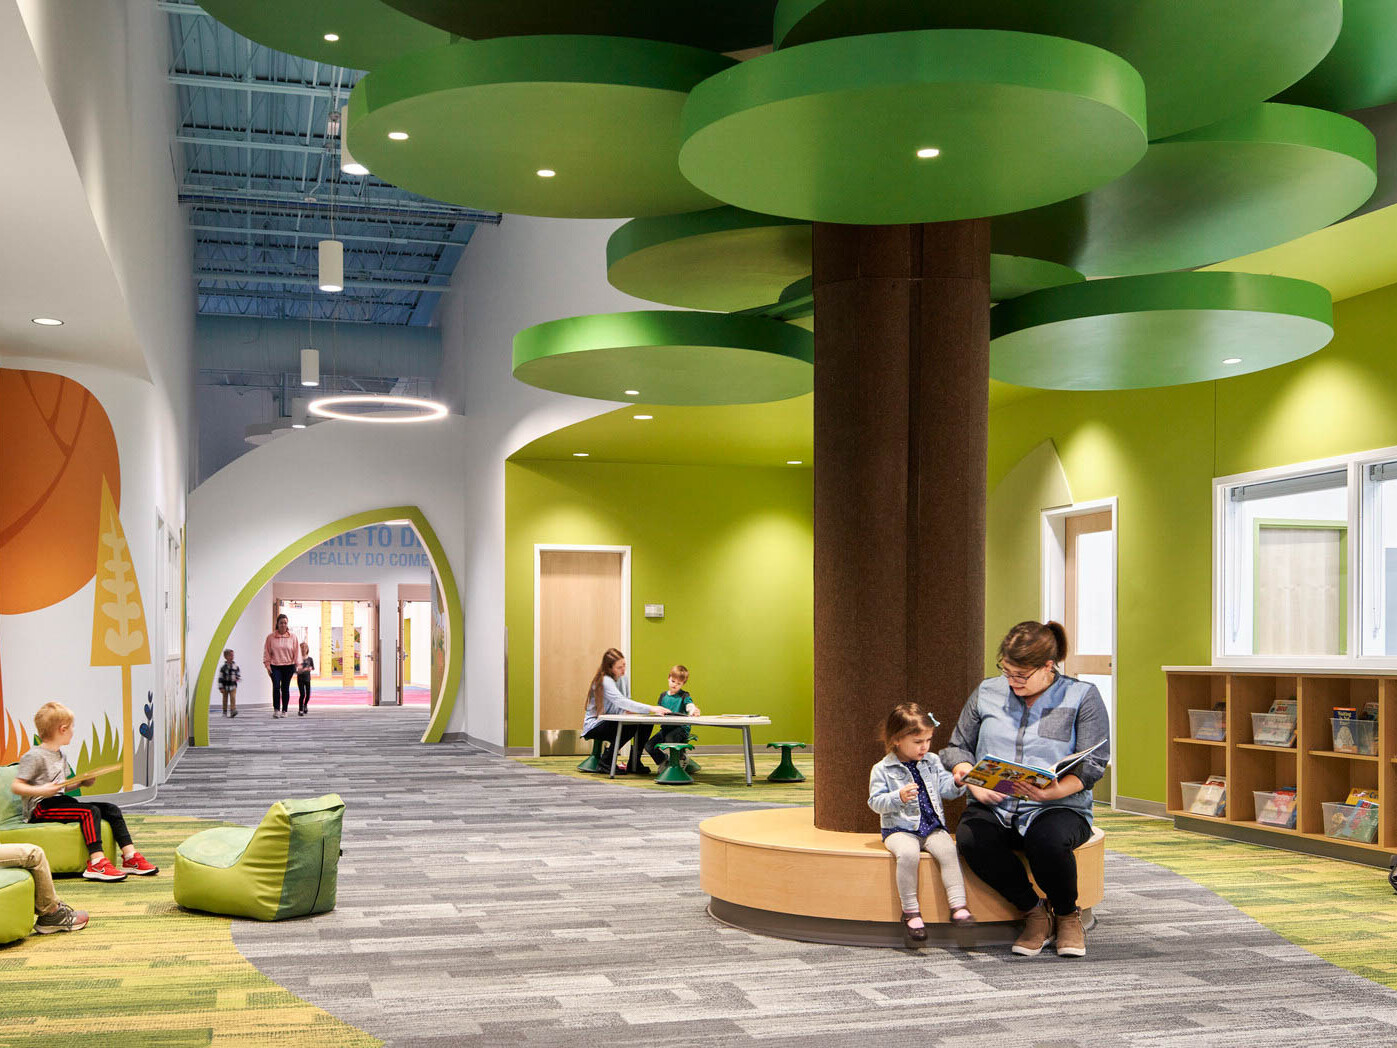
[868,702,971,945]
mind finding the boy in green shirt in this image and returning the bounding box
[645,664,700,766]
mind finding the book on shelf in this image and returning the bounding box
[1333,708,1359,753]
[1253,696,1298,747]
[961,739,1107,792]
[1362,701,1379,721]
[1256,787,1298,829]
[1328,796,1380,842]
[1344,788,1379,806]
[1188,774,1227,817]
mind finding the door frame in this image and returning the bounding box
[1041,497,1118,808]
[532,544,632,757]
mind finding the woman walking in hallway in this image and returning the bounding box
[263,613,299,719]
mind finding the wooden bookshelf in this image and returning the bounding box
[1164,667,1396,867]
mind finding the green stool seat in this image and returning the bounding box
[174,794,344,921]
[655,743,696,785]
[577,735,606,773]
[0,868,35,944]
[766,741,807,783]
[0,764,117,872]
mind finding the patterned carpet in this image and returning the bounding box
[8,711,1397,1046]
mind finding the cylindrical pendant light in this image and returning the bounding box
[340,106,369,177]
[300,347,320,387]
[318,239,344,293]
[292,397,308,429]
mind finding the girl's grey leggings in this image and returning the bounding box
[884,829,966,912]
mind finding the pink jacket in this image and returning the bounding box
[264,631,299,668]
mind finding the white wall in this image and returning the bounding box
[197,386,279,485]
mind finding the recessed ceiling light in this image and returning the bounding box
[624,389,640,396]
[323,32,339,41]
[342,161,370,176]
[916,147,941,159]
[292,423,307,429]
[1222,357,1242,365]
[573,452,589,457]
[786,460,803,465]
[388,131,410,141]
[633,414,653,421]
[31,317,63,326]
[536,168,556,178]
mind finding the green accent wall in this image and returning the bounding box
[985,280,1397,805]
[505,460,813,750]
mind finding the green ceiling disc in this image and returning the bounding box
[774,0,1341,140]
[679,30,1146,225]
[990,272,1333,391]
[607,209,811,313]
[348,37,732,218]
[1275,0,1397,112]
[989,256,1084,302]
[378,0,778,53]
[513,311,814,405]
[196,0,452,71]
[991,104,1376,278]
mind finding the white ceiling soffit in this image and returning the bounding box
[0,0,145,378]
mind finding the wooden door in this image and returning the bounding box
[1064,510,1113,677]
[396,600,405,706]
[539,550,624,751]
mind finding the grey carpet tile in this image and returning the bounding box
[153,708,1397,1047]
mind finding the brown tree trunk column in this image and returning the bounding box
[812,220,991,832]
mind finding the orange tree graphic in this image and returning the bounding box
[91,477,150,791]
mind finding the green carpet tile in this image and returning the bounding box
[0,814,380,1047]
[516,753,1397,990]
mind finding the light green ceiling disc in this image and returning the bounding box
[989,256,1084,302]
[196,0,453,71]
[513,311,813,405]
[990,272,1333,391]
[348,37,732,218]
[991,104,1376,278]
[679,30,1147,225]
[774,0,1342,140]
[1276,0,1397,112]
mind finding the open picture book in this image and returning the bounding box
[961,739,1107,792]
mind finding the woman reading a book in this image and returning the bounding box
[940,620,1110,960]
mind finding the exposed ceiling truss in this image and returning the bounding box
[161,0,502,327]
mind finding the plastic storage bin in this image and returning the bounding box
[1252,790,1298,828]
[1250,712,1296,747]
[1180,780,1226,817]
[1330,717,1378,756]
[1188,709,1226,741]
[1321,801,1379,843]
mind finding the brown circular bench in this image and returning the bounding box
[699,807,1104,947]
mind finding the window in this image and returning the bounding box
[1361,459,1397,656]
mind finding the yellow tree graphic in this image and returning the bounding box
[90,477,149,791]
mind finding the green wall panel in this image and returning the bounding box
[505,460,814,751]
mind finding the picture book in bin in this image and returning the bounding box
[1327,788,1380,842]
[961,739,1107,792]
[1256,787,1297,829]
[1189,775,1227,817]
[1254,696,1298,747]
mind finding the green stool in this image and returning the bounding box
[766,741,807,783]
[655,742,696,785]
[0,868,35,944]
[577,736,606,773]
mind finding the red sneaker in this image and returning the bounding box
[120,851,159,876]
[83,857,127,881]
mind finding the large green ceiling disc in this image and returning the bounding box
[379,0,777,53]
[774,0,1341,140]
[348,37,732,218]
[197,0,452,71]
[607,208,811,313]
[989,257,1084,302]
[990,272,1333,391]
[992,104,1376,278]
[513,312,813,405]
[1276,0,1397,112]
[679,30,1147,225]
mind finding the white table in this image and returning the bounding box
[598,714,772,785]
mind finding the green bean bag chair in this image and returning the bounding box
[0,764,117,872]
[173,795,344,921]
[0,868,35,944]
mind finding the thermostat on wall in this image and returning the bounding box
[644,603,665,619]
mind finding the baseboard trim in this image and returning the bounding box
[459,733,531,756]
[1112,795,1168,819]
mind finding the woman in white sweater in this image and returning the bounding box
[581,648,666,774]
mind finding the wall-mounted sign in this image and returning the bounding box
[644,603,665,619]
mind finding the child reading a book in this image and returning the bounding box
[868,702,970,946]
[9,702,159,881]
[942,620,1110,959]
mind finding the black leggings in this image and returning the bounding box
[31,796,133,854]
[269,664,294,712]
[297,673,311,712]
[582,721,653,770]
[955,804,1091,915]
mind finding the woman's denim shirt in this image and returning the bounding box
[868,752,964,834]
[938,672,1110,833]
